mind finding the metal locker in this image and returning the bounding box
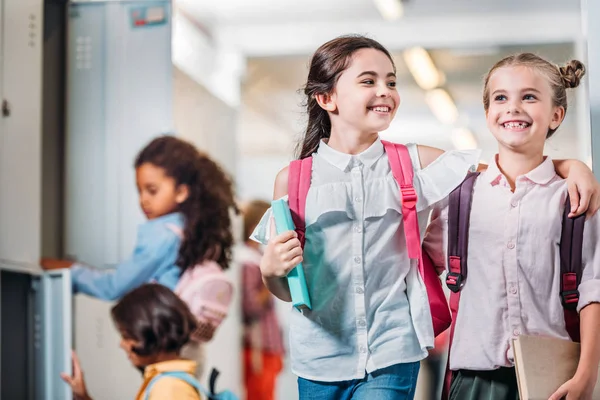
[0,268,72,400]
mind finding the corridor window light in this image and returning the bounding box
[403,47,444,90]
[374,0,404,21]
[426,88,459,125]
[451,127,478,150]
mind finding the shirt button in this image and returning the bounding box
[354,226,362,233]
[513,329,521,337]
[355,287,364,294]
[358,319,366,327]
[354,197,362,202]
[511,201,518,208]
[509,285,518,295]
[507,242,515,249]
[359,346,367,354]
[354,256,362,264]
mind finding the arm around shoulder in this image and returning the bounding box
[553,159,600,218]
[416,145,445,169]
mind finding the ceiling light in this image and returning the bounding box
[373,0,404,21]
[426,88,458,125]
[403,47,443,90]
[452,128,478,150]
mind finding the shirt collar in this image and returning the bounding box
[483,154,557,186]
[316,137,384,171]
[144,359,198,379]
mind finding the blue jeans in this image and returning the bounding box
[297,362,420,400]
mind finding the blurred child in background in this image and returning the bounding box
[42,135,238,378]
[62,283,201,400]
[238,200,284,400]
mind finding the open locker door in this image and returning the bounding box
[33,268,73,400]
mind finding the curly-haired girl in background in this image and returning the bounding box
[43,135,236,301]
[42,135,237,375]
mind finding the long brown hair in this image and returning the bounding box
[135,136,238,270]
[297,35,395,159]
[483,53,586,138]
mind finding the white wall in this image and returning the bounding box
[72,67,244,400]
[173,66,243,396]
[173,66,238,174]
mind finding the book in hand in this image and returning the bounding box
[270,199,312,311]
[513,335,600,400]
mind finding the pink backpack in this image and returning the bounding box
[287,140,451,337]
[167,224,235,342]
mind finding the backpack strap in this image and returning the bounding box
[209,368,220,395]
[288,157,313,248]
[441,171,479,400]
[560,194,585,342]
[445,172,480,292]
[144,371,209,400]
[383,141,452,337]
[382,141,422,273]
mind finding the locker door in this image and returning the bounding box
[0,0,44,266]
[33,269,73,400]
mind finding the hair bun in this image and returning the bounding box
[559,60,586,88]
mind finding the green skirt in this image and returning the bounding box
[449,368,520,400]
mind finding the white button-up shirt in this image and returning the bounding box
[424,156,600,371]
[252,137,480,381]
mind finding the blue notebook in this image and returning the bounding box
[271,199,312,310]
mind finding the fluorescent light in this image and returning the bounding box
[426,88,459,125]
[374,0,404,21]
[452,128,478,150]
[403,47,443,90]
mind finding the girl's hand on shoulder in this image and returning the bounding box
[260,218,303,279]
[40,258,74,270]
[565,160,600,219]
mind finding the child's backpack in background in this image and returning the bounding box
[167,224,235,342]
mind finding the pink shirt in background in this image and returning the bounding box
[424,156,600,371]
[237,244,285,355]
